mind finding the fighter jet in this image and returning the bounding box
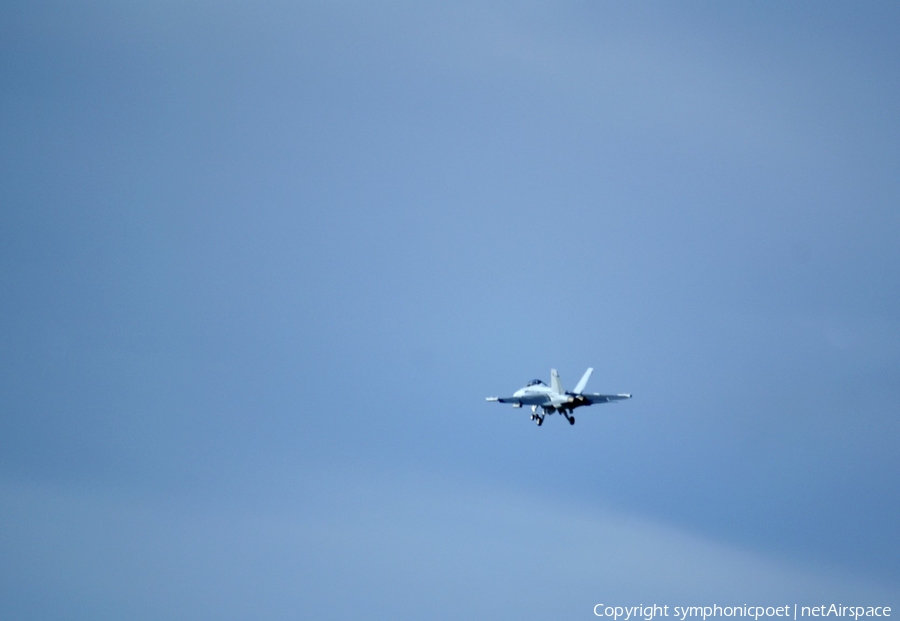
[486,368,631,426]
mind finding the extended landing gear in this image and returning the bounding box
[568,416,575,426]
[536,416,543,426]
[561,410,575,425]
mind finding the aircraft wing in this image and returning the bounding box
[486,397,520,404]
[582,393,632,404]
[486,395,552,406]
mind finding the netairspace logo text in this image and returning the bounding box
[593,605,892,621]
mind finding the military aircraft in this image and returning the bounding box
[486,368,631,426]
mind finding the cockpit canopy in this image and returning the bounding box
[526,379,546,386]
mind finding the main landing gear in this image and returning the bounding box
[529,405,574,426]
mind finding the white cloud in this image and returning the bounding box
[2,470,895,620]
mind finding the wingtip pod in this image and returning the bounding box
[620,394,632,399]
[486,397,499,402]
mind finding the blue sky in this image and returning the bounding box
[2,1,899,618]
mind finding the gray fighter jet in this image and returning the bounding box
[486,368,631,426]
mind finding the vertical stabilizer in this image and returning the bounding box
[550,369,564,394]
[573,368,594,394]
